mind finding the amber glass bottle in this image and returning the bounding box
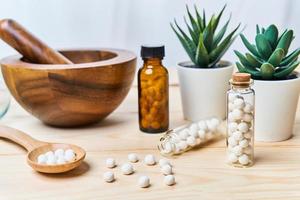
[138,45,169,133]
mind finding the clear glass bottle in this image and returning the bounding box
[158,117,223,156]
[226,73,255,167]
[138,45,169,133]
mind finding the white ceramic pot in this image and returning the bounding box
[177,61,233,121]
[253,73,300,142]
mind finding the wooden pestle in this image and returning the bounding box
[0,19,73,64]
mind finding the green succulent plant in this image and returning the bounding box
[171,5,241,68]
[235,24,300,80]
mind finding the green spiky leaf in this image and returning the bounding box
[212,14,231,48]
[240,34,261,57]
[234,50,256,69]
[195,33,209,66]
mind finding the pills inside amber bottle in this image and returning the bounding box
[138,45,169,133]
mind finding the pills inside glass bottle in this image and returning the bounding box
[158,117,223,156]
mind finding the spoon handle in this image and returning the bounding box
[0,126,46,151]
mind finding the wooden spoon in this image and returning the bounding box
[0,126,86,173]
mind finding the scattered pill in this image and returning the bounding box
[164,175,176,186]
[103,171,115,183]
[106,158,116,168]
[161,164,172,175]
[144,154,156,165]
[128,153,139,163]
[121,163,134,175]
[138,176,150,188]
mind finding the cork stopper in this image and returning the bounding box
[230,73,252,87]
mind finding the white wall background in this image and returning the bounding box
[0,0,299,67]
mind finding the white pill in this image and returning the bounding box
[65,149,76,162]
[164,175,176,186]
[128,153,139,163]
[228,102,235,111]
[228,93,237,102]
[37,154,47,164]
[227,112,236,122]
[159,159,171,167]
[106,158,116,168]
[207,120,217,132]
[161,164,172,175]
[239,139,249,148]
[233,98,245,109]
[56,156,66,164]
[45,151,54,158]
[179,129,189,140]
[121,163,134,175]
[103,171,115,183]
[198,120,208,131]
[243,146,252,155]
[54,149,64,157]
[227,153,238,163]
[198,129,206,139]
[138,176,150,188]
[189,127,199,138]
[233,145,243,156]
[178,140,188,150]
[243,113,253,123]
[163,142,173,154]
[189,123,198,133]
[244,131,252,139]
[228,122,238,133]
[144,154,156,165]
[232,109,243,120]
[46,154,56,165]
[186,136,197,147]
[228,136,238,146]
[238,154,249,165]
[233,131,243,141]
[238,122,249,133]
[243,103,253,113]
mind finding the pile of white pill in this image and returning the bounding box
[37,148,76,165]
[227,93,254,166]
[103,154,175,188]
[160,118,221,155]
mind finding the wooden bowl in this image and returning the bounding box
[0,48,136,127]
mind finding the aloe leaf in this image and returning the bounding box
[264,24,278,49]
[195,33,209,67]
[255,34,273,60]
[256,25,260,34]
[236,62,261,78]
[194,5,204,31]
[280,48,300,66]
[186,5,199,35]
[240,34,261,57]
[234,50,256,68]
[209,23,240,63]
[211,5,226,33]
[245,53,262,67]
[261,28,266,34]
[212,14,231,48]
[276,30,293,56]
[267,48,285,67]
[274,60,300,78]
[203,18,214,52]
[171,23,196,63]
[202,9,206,27]
[184,17,198,45]
[260,62,275,79]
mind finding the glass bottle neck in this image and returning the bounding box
[143,58,163,66]
[230,85,251,92]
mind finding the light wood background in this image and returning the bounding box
[0,69,300,200]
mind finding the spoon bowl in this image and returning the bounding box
[0,126,86,173]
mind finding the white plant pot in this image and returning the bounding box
[177,61,233,121]
[253,74,300,142]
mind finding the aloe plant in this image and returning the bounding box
[235,24,300,80]
[171,5,241,68]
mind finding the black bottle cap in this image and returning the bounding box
[141,45,165,59]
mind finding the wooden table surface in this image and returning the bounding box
[0,69,300,200]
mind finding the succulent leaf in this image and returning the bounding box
[203,18,214,52]
[234,50,256,68]
[186,5,200,36]
[195,33,209,66]
[267,48,285,67]
[260,63,275,79]
[274,61,300,78]
[240,34,261,57]
[212,15,231,48]
[184,17,198,45]
[264,24,278,49]
[194,5,204,31]
[256,25,260,34]
[255,34,273,60]
[276,30,293,55]
[236,62,261,78]
[280,47,300,66]
[245,53,262,67]
[211,5,226,33]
